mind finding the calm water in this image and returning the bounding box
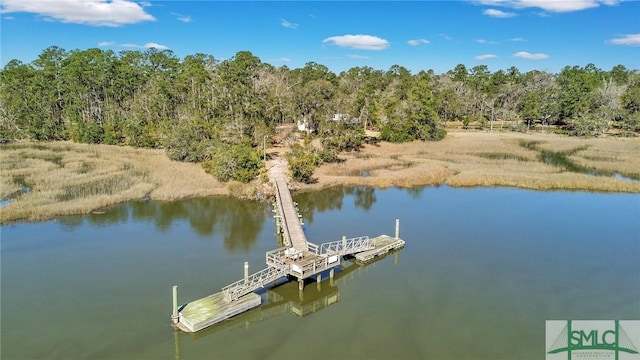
[2,186,639,359]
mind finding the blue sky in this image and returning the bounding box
[1,0,639,74]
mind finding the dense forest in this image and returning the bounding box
[1,46,639,182]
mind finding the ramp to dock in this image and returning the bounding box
[222,266,287,301]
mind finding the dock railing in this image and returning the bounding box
[222,266,287,301]
[266,247,288,268]
[307,242,319,254]
[320,236,374,256]
[289,255,337,278]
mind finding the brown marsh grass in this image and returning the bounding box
[308,131,640,193]
[0,142,227,222]
[2,132,638,222]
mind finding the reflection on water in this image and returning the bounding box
[59,196,268,251]
[180,255,395,345]
[296,186,380,224]
[2,186,638,360]
[520,140,640,181]
[0,175,32,208]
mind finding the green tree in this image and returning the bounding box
[285,143,321,183]
[30,46,69,140]
[203,144,262,183]
[0,60,40,141]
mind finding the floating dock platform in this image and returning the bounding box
[355,235,405,263]
[176,292,261,333]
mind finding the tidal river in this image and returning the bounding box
[1,186,638,359]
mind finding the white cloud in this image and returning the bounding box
[608,34,640,46]
[475,54,498,60]
[323,34,389,50]
[348,54,371,59]
[408,39,430,46]
[120,42,170,50]
[475,0,620,13]
[513,51,549,59]
[143,42,169,50]
[281,18,298,29]
[516,0,601,12]
[477,37,523,44]
[483,8,516,17]
[98,41,115,47]
[270,57,291,63]
[170,12,191,23]
[0,0,155,26]
[438,34,454,41]
[534,11,552,17]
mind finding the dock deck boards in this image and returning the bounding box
[178,292,261,333]
[273,175,308,252]
[354,235,405,262]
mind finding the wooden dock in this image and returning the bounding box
[355,235,406,263]
[176,292,261,333]
[172,164,405,332]
[272,174,308,252]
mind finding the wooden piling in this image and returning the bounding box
[171,285,179,324]
[244,262,249,281]
[395,219,400,239]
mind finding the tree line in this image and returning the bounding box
[1,46,638,182]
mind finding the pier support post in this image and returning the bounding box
[317,274,322,291]
[298,279,304,291]
[244,262,249,282]
[342,235,346,250]
[395,219,400,240]
[171,285,179,325]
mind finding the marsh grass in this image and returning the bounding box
[477,153,531,161]
[2,132,638,222]
[1,142,227,222]
[309,131,640,193]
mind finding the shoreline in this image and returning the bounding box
[1,131,639,223]
[298,131,640,193]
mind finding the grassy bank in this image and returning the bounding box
[307,131,640,193]
[2,132,638,223]
[0,142,227,222]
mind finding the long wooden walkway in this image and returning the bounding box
[172,160,405,333]
[272,174,308,251]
